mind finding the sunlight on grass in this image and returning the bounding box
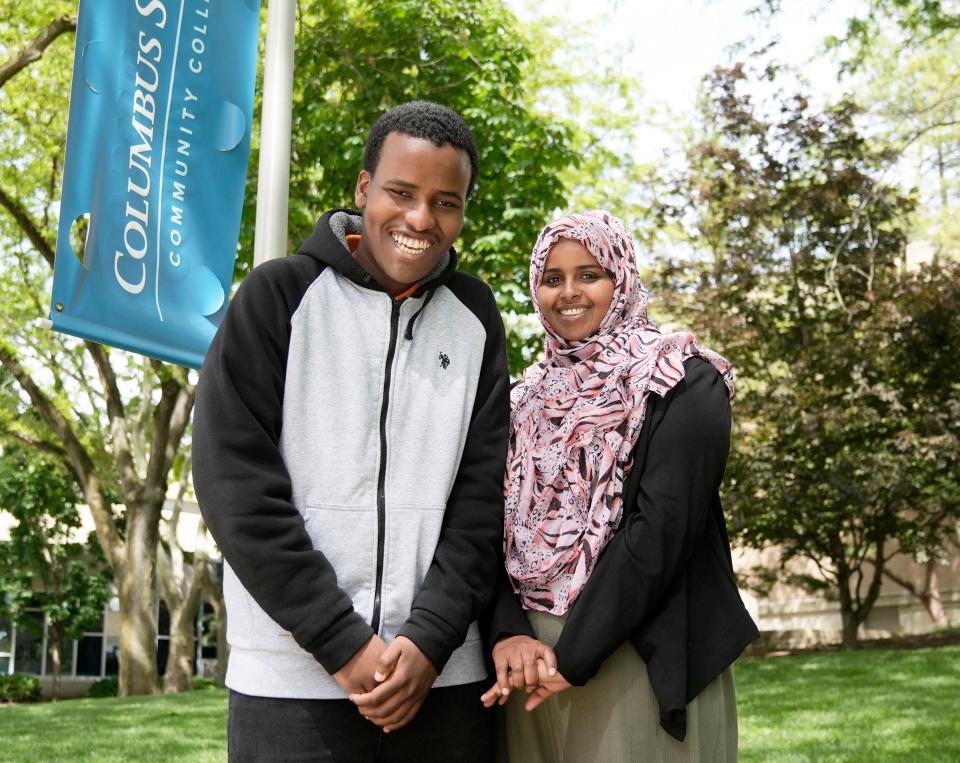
[0,646,958,761]
[737,646,960,763]
[0,689,227,762]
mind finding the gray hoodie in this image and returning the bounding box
[193,209,509,698]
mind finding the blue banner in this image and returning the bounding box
[51,0,260,368]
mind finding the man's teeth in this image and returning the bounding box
[392,234,431,254]
[559,307,588,316]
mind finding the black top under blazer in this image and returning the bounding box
[483,357,759,741]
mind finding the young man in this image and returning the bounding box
[193,101,508,761]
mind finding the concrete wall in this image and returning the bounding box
[734,542,960,652]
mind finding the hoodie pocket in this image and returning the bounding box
[224,562,290,649]
[303,503,377,623]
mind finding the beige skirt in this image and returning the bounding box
[499,610,738,763]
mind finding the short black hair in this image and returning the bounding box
[363,101,479,196]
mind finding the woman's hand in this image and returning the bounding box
[523,660,571,711]
[480,635,558,707]
[480,656,571,710]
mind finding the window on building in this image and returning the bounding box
[75,606,108,676]
[46,636,75,677]
[104,637,119,676]
[156,638,170,675]
[199,601,218,661]
[3,595,226,679]
[13,610,44,675]
[0,616,12,674]
[157,600,171,674]
[76,635,103,676]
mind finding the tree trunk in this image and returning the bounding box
[840,607,860,649]
[162,564,206,693]
[157,501,207,693]
[924,559,949,627]
[118,508,160,696]
[884,558,950,627]
[163,605,196,693]
[214,597,229,688]
[200,567,229,688]
[49,625,62,702]
[836,560,860,649]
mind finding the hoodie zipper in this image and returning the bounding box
[371,298,400,634]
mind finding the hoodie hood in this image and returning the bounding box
[297,209,458,297]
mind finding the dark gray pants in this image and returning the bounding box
[228,682,493,762]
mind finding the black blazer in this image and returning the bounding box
[483,357,758,741]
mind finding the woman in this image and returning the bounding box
[481,211,757,761]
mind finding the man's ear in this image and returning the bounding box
[355,170,370,208]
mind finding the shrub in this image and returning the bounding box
[191,676,217,691]
[88,676,119,698]
[0,674,41,703]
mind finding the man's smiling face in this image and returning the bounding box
[353,132,472,296]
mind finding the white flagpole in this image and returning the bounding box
[253,0,295,267]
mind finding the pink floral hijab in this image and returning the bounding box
[503,211,734,614]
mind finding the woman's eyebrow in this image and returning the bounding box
[543,265,604,273]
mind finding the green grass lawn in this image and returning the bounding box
[0,687,227,762]
[0,645,958,761]
[736,645,960,762]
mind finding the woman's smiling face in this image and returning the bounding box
[536,239,615,343]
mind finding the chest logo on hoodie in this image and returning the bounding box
[438,351,451,370]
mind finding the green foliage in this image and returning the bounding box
[655,60,959,644]
[191,676,217,691]
[511,2,650,227]
[0,6,125,501]
[828,0,960,70]
[0,8,216,695]
[0,3,75,231]
[0,674,41,703]
[0,6,119,479]
[836,18,960,259]
[87,676,119,699]
[0,447,111,645]
[0,445,109,694]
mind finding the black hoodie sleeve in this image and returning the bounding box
[552,359,732,685]
[192,259,374,674]
[397,282,511,672]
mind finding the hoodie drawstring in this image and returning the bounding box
[405,288,436,340]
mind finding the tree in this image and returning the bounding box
[0,6,197,695]
[655,61,959,647]
[778,0,960,620]
[868,261,960,625]
[830,0,960,69]
[0,445,110,700]
[156,461,223,692]
[839,21,960,261]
